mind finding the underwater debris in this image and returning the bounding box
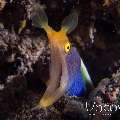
[105,74,120,102]
[102,0,120,16]
[18,19,27,34]
[0,0,6,11]
[87,73,120,120]
[103,0,120,7]
[0,28,49,84]
[0,0,34,32]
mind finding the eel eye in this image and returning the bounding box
[64,42,71,53]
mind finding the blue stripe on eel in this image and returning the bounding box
[66,47,86,96]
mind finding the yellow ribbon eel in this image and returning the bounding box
[32,4,93,109]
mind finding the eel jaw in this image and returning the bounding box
[38,79,68,108]
[39,58,68,108]
[39,95,55,108]
[37,44,68,108]
[38,72,68,108]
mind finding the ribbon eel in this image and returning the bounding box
[32,4,93,108]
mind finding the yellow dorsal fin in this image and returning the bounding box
[61,11,78,34]
[31,4,48,30]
